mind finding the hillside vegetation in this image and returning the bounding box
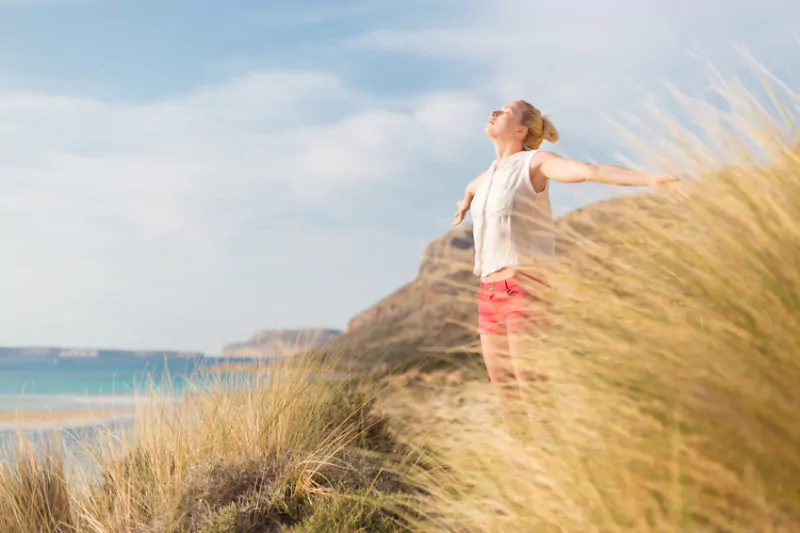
[0,60,798,532]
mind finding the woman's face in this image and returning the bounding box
[484,101,526,142]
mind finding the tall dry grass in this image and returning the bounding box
[0,355,418,532]
[403,58,800,532]
[1,55,798,533]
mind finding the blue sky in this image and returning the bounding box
[1,0,798,354]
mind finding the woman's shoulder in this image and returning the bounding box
[530,148,559,160]
[528,149,561,170]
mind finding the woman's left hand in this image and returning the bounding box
[658,176,693,201]
[649,173,680,187]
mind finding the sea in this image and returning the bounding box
[0,353,252,468]
[0,353,218,412]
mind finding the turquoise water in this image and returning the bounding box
[0,355,239,412]
[0,354,260,476]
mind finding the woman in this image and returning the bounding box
[452,100,677,418]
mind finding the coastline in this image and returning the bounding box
[0,406,135,431]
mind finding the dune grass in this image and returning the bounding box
[1,56,799,532]
[393,57,800,532]
[0,355,420,532]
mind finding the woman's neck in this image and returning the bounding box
[493,140,525,161]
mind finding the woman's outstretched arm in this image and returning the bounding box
[453,172,487,226]
[534,151,677,187]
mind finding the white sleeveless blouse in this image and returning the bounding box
[472,149,555,277]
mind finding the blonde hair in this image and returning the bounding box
[516,100,559,150]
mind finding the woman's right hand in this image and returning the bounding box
[452,201,468,226]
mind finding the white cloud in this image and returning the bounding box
[0,69,488,352]
[347,0,800,145]
[1,1,798,354]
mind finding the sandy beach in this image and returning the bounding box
[0,407,134,430]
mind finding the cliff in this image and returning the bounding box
[323,223,481,373]
[222,328,342,359]
[323,191,666,374]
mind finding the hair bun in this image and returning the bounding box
[541,116,560,143]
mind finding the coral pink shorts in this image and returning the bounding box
[477,273,552,335]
